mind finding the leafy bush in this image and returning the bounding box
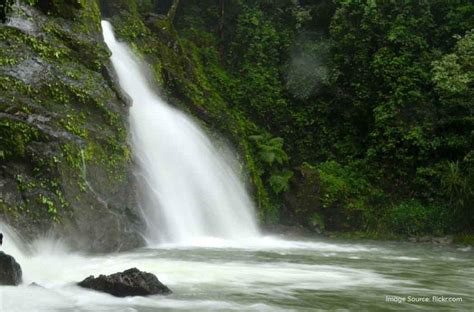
[250,133,293,195]
[249,134,288,166]
[306,161,374,231]
[439,160,474,230]
[309,212,325,232]
[268,169,293,194]
[385,200,454,236]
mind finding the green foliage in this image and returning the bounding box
[268,169,293,194]
[430,30,474,231]
[453,233,474,245]
[249,134,293,194]
[249,135,288,166]
[440,161,474,226]
[38,194,59,221]
[313,161,372,230]
[385,200,453,236]
[385,201,429,236]
[433,53,470,94]
[228,5,289,128]
[309,212,325,232]
[5,0,473,236]
[155,0,473,234]
[282,0,474,234]
[442,162,471,206]
[0,119,39,159]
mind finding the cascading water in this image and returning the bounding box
[101,21,260,244]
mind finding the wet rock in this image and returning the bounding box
[281,165,325,232]
[78,268,172,297]
[6,58,48,85]
[0,251,22,286]
[7,16,37,33]
[0,1,145,253]
[5,3,43,34]
[433,236,453,245]
[408,235,454,245]
[419,236,431,243]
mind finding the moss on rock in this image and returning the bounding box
[0,1,143,251]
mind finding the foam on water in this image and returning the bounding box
[151,235,380,252]
[1,222,471,312]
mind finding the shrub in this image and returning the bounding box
[385,200,454,236]
[307,161,373,231]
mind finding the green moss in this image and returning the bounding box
[1,1,132,229]
[38,193,59,222]
[0,200,25,219]
[0,119,40,159]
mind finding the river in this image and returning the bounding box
[0,231,472,311]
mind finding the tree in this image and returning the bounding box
[432,30,474,230]
[167,0,180,23]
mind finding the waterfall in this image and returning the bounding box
[101,21,260,244]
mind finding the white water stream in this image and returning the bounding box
[101,20,259,244]
[1,222,473,311]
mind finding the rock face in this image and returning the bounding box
[0,1,144,252]
[0,251,22,286]
[78,268,172,297]
[282,165,323,231]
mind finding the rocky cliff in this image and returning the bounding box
[0,0,143,251]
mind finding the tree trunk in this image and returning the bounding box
[167,0,180,23]
[218,0,225,64]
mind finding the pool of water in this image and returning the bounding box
[0,234,472,311]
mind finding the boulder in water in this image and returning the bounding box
[0,251,22,286]
[78,268,172,297]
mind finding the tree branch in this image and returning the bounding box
[167,0,180,23]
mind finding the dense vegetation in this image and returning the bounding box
[167,0,474,238]
[1,0,472,241]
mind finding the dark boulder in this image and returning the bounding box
[0,251,22,286]
[78,268,172,297]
